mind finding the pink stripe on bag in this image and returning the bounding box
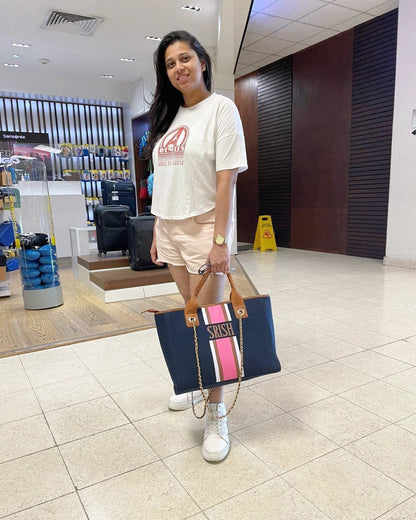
[207,304,227,324]
[215,337,239,380]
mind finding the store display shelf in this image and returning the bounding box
[76,253,175,303]
[77,253,129,271]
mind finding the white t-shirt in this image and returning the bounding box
[151,92,247,220]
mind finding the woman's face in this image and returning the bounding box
[164,41,207,97]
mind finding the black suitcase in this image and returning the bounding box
[127,214,164,270]
[101,180,137,216]
[94,205,130,255]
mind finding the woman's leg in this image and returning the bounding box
[167,264,191,302]
[165,264,205,408]
[168,265,227,403]
[168,264,230,461]
[189,272,227,404]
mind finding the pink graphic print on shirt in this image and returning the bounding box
[158,126,189,166]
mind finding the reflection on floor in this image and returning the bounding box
[0,248,416,519]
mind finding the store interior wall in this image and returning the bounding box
[385,0,416,267]
[290,30,353,255]
[236,8,400,262]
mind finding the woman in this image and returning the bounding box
[148,30,247,462]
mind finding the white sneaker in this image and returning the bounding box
[168,391,204,411]
[202,402,229,462]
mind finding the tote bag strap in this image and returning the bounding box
[184,271,248,327]
[191,316,244,419]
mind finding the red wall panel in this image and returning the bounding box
[291,31,353,254]
[235,72,258,244]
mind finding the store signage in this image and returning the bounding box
[0,132,49,143]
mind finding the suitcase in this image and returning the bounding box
[101,180,137,216]
[94,205,130,255]
[127,214,164,270]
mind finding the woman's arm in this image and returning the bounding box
[151,216,164,266]
[207,168,239,274]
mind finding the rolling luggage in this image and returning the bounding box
[94,205,130,256]
[127,214,164,270]
[101,180,137,216]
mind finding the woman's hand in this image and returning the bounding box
[207,244,230,274]
[151,239,164,266]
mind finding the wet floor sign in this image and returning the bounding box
[253,215,277,252]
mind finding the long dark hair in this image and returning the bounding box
[146,30,212,156]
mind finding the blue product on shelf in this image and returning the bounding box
[20,249,41,262]
[39,264,57,274]
[6,257,19,271]
[40,273,59,284]
[39,255,57,265]
[19,259,38,269]
[23,277,42,289]
[38,244,56,256]
[0,221,15,247]
[21,268,41,278]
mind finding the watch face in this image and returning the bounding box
[214,235,225,245]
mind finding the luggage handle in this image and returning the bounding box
[184,270,248,327]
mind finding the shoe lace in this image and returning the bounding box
[206,408,226,437]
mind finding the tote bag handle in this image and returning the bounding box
[184,270,248,327]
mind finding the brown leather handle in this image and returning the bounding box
[184,271,248,327]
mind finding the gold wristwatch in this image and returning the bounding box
[213,234,228,246]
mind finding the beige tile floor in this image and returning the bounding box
[1,248,416,519]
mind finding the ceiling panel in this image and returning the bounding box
[300,4,363,27]
[271,21,327,42]
[248,13,291,36]
[332,13,374,31]
[368,0,399,15]
[301,28,340,46]
[238,49,271,66]
[236,0,398,77]
[263,0,329,20]
[333,0,389,9]
[245,37,294,54]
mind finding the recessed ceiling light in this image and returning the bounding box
[100,74,114,79]
[120,57,137,62]
[181,5,201,11]
[145,35,162,41]
[12,42,31,48]
[4,63,20,67]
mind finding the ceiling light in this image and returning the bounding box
[145,35,162,41]
[181,5,201,11]
[120,57,137,62]
[4,63,20,67]
[100,74,114,79]
[12,42,31,48]
[13,54,20,58]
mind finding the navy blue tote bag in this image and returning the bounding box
[154,271,281,397]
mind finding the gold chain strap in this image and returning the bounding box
[191,318,244,420]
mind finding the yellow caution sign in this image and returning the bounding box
[253,215,277,252]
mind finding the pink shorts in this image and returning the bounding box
[155,208,232,274]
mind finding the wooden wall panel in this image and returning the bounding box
[291,31,353,254]
[235,72,258,243]
[347,9,397,259]
[257,57,292,247]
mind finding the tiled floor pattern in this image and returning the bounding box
[1,248,416,519]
